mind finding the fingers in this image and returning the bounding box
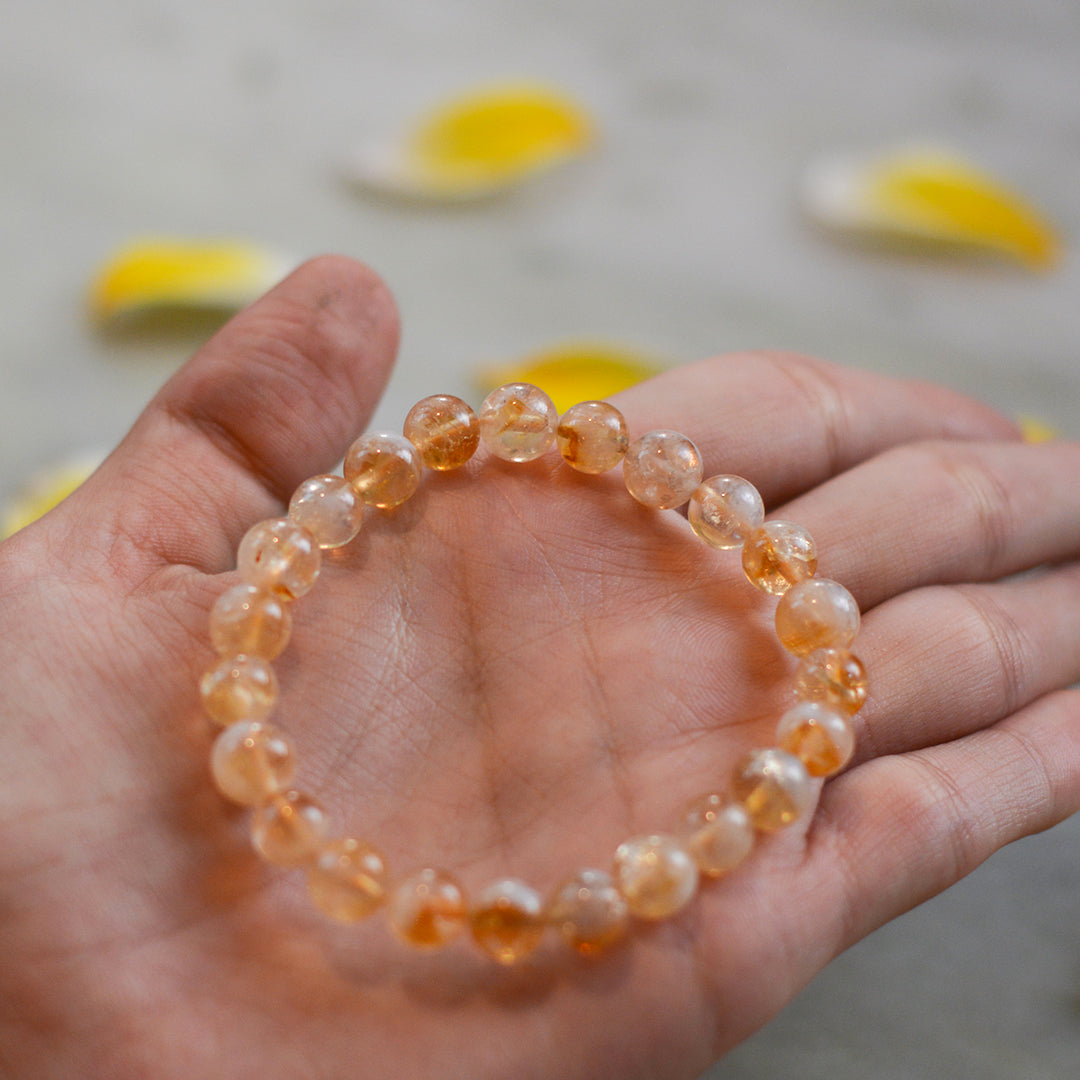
[612,351,1019,506]
[73,256,400,572]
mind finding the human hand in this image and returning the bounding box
[2,256,1078,1080]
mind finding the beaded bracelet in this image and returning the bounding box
[200,383,868,964]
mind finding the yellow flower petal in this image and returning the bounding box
[477,340,663,413]
[803,146,1061,270]
[1,451,103,539]
[349,82,595,202]
[1018,415,1060,443]
[89,238,293,321]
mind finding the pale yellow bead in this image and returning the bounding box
[622,430,703,509]
[478,382,558,462]
[775,577,860,656]
[556,401,630,474]
[209,583,292,660]
[210,720,295,806]
[386,868,468,949]
[238,517,321,598]
[288,474,365,549]
[732,748,814,832]
[344,432,423,508]
[251,790,330,867]
[677,794,755,878]
[742,521,817,595]
[307,838,389,922]
[612,834,699,919]
[404,394,480,470]
[688,475,765,549]
[199,654,278,726]
[548,869,630,956]
[470,878,546,965]
[793,647,869,715]
[776,701,855,777]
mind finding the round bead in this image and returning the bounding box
[238,517,321,598]
[548,869,630,956]
[688,475,765,549]
[470,878,546,964]
[404,394,480,470]
[478,382,558,463]
[251,790,330,866]
[793,647,869,715]
[210,720,295,806]
[677,794,755,878]
[386,868,468,949]
[742,521,817,595]
[556,400,630,474]
[612,834,699,919]
[307,838,389,922]
[775,577,860,656]
[622,430,703,510]
[209,583,292,660]
[199,654,278,726]
[776,701,855,777]
[732,748,814,832]
[288,474,365,549]
[344,432,423,509]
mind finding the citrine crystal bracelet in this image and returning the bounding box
[200,383,868,964]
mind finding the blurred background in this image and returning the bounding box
[2,1,1078,1076]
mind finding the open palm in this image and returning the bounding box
[3,257,1079,1080]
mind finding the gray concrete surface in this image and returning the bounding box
[3,2,1078,1076]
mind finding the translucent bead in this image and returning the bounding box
[742,521,817,595]
[199,654,278,726]
[548,869,630,956]
[404,394,480,471]
[688,475,765,549]
[470,878,546,964]
[677,794,755,878]
[478,382,558,462]
[622,430,703,510]
[386,868,468,949]
[209,583,292,660]
[775,577,860,656]
[344,432,423,509]
[776,701,855,777]
[612,834,699,919]
[288,474,365,549]
[251,790,330,867]
[793,647,869,715]
[732,748,814,832]
[238,517,321,598]
[210,721,295,806]
[556,401,630,474]
[307,838,389,922]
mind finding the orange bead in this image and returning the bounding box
[776,701,855,777]
[209,583,292,660]
[404,394,480,470]
[307,838,389,922]
[732,749,814,832]
[251,790,330,867]
[612,834,698,919]
[623,430,703,509]
[775,578,860,656]
[471,878,546,964]
[344,432,423,508]
[238,517,321,598]
[688,475,765,549]
[556,401,629,474]
[742,521,816,595]
[210,720,295,806]
[288,474,365,549]
[478,383,558,462]
[386,868,468,948]
[199,654,278,726]
[793,647,869,714]
[677,794,754,878]
[548,869,629,956]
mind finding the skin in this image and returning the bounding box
[1,255,1079,1080]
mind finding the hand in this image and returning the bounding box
[2,257,1078,1080]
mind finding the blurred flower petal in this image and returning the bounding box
[1,450,103,538]
[803,146,1061,270]
[348,82,595,202]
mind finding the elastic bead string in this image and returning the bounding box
[200,382,869,964]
